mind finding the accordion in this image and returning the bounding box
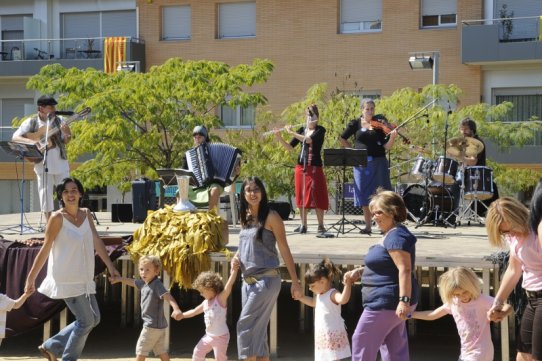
[185,143,241,188]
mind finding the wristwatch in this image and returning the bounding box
[399,296,411,303]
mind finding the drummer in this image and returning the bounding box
[458,118,486,166]
[452,118,498,216]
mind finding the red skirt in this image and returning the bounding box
[294,164,329,210]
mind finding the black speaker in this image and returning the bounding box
[111,203,133,223]
[268,201,291,220]
[132,178,158,223]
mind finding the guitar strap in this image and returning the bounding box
[29,114,67,160]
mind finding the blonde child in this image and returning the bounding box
[0,291,32,346]
[110,255,182,361]
[180,256,239,361]
[295,257,352,361]
[412,267,512,361]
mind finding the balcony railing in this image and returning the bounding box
[0,36,144,61]
[463,15,541,43]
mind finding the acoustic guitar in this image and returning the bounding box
[19,107,91,163]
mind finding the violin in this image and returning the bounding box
[370,115,410,144]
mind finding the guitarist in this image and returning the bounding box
[12,95,72,221]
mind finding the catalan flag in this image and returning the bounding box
[104,37,127,73]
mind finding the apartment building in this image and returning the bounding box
[0,0,142,214]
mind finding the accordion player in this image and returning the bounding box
[185,142,242,188]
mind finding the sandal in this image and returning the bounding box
[317,225,326,233]
[38,345,57,361]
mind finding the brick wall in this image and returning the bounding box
[137,0,482,112]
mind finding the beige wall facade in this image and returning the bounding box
[137,0,482,113]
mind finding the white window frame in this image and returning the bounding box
[218,2,256,39]
[493,87,542,146]
[220,103,256,128]
[421,0,457,28]
[349,90,381,103]
[340,0,382,34]
[161,5,191,40]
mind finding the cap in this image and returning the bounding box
[37,95,58,106]
[192,125,208,138]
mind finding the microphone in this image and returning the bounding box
[55,111,75,116]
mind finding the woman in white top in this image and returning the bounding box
[25,177,120,361]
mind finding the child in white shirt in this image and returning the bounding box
[0,291,32,346]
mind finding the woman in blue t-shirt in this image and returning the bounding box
[345,190,418,361]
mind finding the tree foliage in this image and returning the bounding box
[20,58,273,193]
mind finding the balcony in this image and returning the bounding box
[461,16,542,65]
[0,37,145,76]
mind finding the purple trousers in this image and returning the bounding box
[351,308,414,361]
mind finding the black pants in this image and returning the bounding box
[517,293,542,359]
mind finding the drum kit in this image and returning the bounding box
[395,136,493,227]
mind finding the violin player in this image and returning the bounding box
[12,95,72,222]
[339,98,398,235]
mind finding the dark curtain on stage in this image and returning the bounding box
[0,237,128,338]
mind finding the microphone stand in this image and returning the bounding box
[298,115,310,231]
[38,114,53,229]
[438,106,455,228]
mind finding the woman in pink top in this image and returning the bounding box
[486,195,542,361]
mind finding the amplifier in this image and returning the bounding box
[269,201,291,220]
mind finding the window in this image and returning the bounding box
[1,15,29,59]
[220,104,256,128]
[218,2,256,39]
[61,10,137,55]
[421,0,456,28]
[340,0,382,34]
[349,90,381,103]
[1,98,33,141]
[162,5,191,40]
[494,88,542,146]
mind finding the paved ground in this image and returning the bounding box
[0,211,511,360]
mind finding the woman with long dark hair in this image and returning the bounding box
[24,177,120,361]
[234,176,302,361]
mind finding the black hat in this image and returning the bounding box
[37,95,58,106]
[192,125,208,139]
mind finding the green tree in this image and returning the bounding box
[20,58,273,196]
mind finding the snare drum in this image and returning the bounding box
[464,166,493,200]
[432,156,458,185]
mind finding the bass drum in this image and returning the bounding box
[402,184,454,222]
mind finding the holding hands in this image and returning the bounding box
[487,301,512,322]
[344,267,363,284]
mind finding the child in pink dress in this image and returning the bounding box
[295,257,352,361]
[412,267,512,361]
[180,256,239,361]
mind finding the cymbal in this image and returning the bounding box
[446,136,484,159]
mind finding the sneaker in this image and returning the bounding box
[360,228,372,235]
[317,225,326,233]
[293,225,307,233]
[38,345,57,361]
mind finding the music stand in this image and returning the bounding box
[324,148,368,236]
[0,141,42,234]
